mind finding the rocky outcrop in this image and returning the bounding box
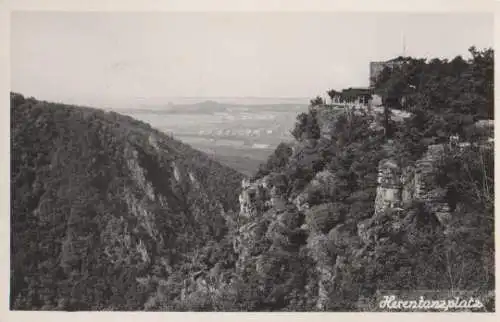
[374,159,403,215]
[306,232,335,310]
[238,178,271,218]
[235,173,293,273]
[414,144,445,200]
[125,143,156,201]
[371,132,492,237]
[372,143,450,233]
[237,168,352,310]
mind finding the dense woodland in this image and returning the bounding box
[10,46,494,311]
[10,95,243,310]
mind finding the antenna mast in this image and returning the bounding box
[402,33,406,57]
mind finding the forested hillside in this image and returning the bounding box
[10,93,243,310]
[375,46,493,138]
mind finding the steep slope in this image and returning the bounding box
[10,93,244,310]
[234,105,494,311]
[225,49,495,311]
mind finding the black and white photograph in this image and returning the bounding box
[5,1,495,315]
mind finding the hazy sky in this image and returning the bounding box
[11,12,493,107]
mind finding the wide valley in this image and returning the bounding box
[109,98,310,176]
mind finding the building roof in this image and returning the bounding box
[341,87,373,96]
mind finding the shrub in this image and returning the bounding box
[254,143,293,179]
[291,111,320,141]
[305,203,345,234]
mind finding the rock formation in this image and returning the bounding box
[235,103,494,309]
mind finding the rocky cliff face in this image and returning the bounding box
[234,105,413,308]
[373,144,449,222]
[234,105,494,310]
[372,126,493,235]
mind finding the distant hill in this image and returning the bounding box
[10,93,244,310]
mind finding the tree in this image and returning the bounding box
[327,89,339,104]
[291,111,321,141]
[255,143,293,179]
[310,96,325,107]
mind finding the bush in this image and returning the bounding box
[305,203,345,234]
[291,111,320,141]
[254,143,293,179]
